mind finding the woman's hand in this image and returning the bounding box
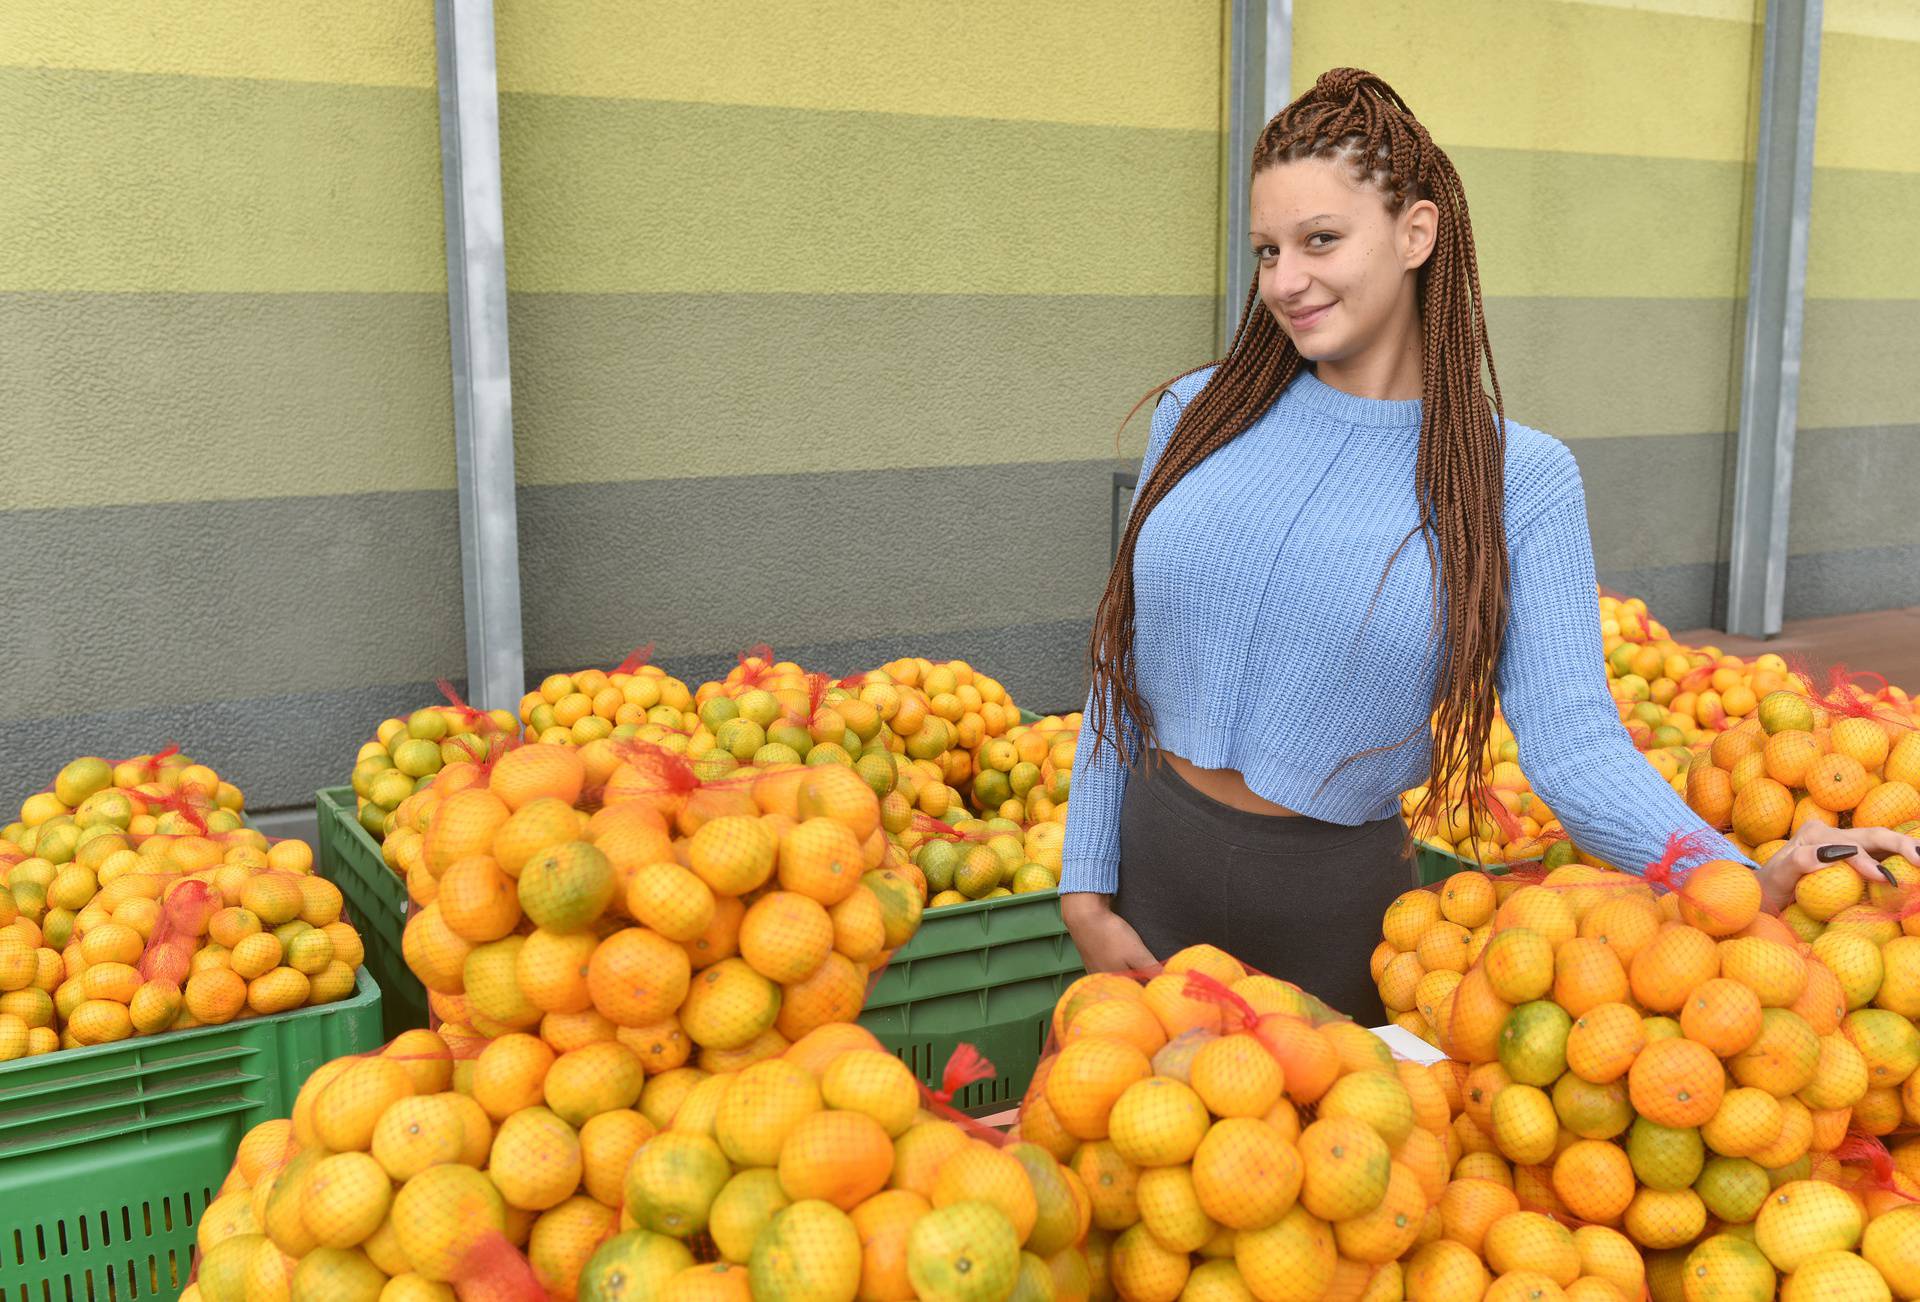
[1060,892,1158,974]
[1756,821,1920,914]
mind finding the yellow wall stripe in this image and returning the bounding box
[493,0,1222,132]
[0,1,433,88]
[1294,0,1757,163]
[1817,31,1920,174]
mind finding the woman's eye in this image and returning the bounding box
[1254,245,1278,263]
[1307,232,1337,248]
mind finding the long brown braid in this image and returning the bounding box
[1087,67,1509,852]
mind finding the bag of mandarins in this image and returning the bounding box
[397,730,924,1068]
[1357,830,1920,1289]
[191,1020,1092,1301]
[1010,941,1460,1302]
[0,744,367,1058]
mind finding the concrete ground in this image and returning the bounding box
[1673,606,1920,694]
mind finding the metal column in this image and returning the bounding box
[435,0,526,708]
[1725,0,1823,637]
[1221,0,1292,350]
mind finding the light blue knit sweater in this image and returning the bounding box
[1060,366,1745,895]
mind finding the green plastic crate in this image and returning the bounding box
[1413,843,1532,885]
[316,786,428,1040]
[0,967,382,1302]
[859,889,1085,1117]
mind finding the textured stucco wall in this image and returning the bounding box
[493,0,1225,715]
[1789,5,1920,616]
[1296,0,1764,631]
[0,3,459,808]
[1297,0,1919,630]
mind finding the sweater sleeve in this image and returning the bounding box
[1060,389,1185,895]
[1493,445,1753,876]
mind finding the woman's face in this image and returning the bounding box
[1249,155,1437,366]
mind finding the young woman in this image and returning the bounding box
[1060,68,1919,1023]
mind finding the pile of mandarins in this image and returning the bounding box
[1017,942,1473,1302]
[1371,856,1920,1300]
[186,1019,1097,1301]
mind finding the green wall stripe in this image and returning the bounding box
[1808,169,1920,299]
[507,292,1215,485]
[1452,146,1748,300]
[495,93,1757,301]
[0,66,444,293]
[1484,297,1739,439]
[1,491,464,722]
[496,92,1220,296]
[1,291,453,509]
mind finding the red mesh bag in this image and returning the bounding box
[193,1013,1087,1298]
[999,941,1451,1301]
[0,747,358,1059]
[347,682,527,846]
[1357,820,1920,1291]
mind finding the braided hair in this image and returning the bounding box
[1087,67,1508,846]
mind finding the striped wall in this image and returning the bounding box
[0,3,460,807]
[1789,2,1920,615]
[492,0,1225,711]
[4,0,1904,811]
[1295,0,1765,631]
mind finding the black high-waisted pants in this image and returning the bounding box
[1112,754,1416,1026]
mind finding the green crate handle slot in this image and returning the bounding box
[0,967,383,1302]
[316,786,430,1040]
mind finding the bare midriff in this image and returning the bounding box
[1160,752,1302,817]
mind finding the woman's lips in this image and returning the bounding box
[1287,303,1333,331]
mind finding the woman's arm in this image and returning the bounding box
[1493,444,1753,877]
[1059,386,1189,972]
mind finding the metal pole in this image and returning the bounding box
[435,0,526,708]
[1264,0,1293,123]
[1725,0,1822,637]
[1221,0,1292,350]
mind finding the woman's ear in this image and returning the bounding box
[1402,198,1439,271]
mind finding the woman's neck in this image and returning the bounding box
[1310,314,1425,401]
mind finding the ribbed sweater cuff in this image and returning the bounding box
[1059,859,1117,895]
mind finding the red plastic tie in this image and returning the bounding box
[1481,793,1525,845]
[1785,656,1911,729]
[1835,1132,1905,1193]
[611,642,656,677]
[145,783,212,836]
[1643,829,1715,890]
[735,643,777,687]
[1181,969,1260,1033]
[435,678,496,733]
[932,1044,997,1103]
[602,738,702,801]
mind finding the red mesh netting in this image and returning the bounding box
[0,748,354,1057]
